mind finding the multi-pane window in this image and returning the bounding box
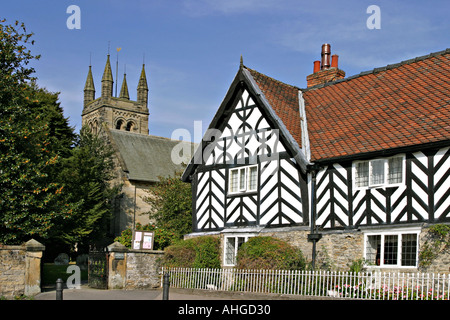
[365,231,419,267]
[354,155,404,189]
[229,165,258,194]
[224,235,254,266]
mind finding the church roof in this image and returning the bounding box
[102,54,113,82]
[108,130,196,182]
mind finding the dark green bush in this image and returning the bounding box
[236,236,306,270]
[163,236,221,269]
[114,223,178,250]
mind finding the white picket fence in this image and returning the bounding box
[161,267,450,300]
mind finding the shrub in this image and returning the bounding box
[162,236,221,269]
[114,223,178,250]
[236,236,306,270]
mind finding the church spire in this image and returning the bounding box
[137,64,148,107]
[101,54,114,97]
[84,65,95,107]
[119,73,130,100]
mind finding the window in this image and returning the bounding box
[354,155,404,189]
[364,230,419,268]
[229,165,258,194]
[116,119,124,130]
[224,234,254,266]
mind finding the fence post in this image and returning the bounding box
[56,278,64,300]
[162,273,170,300]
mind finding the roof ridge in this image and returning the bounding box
[244,65,302,91]
[303,48,450,91]
[111,130,195,143]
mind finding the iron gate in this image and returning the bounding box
[88,247,108,289]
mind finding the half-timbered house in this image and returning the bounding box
[182,45,450,271]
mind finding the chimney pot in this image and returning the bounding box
[313,60,321,73]
[331,54,339,68]
[321,43,331,70]
[306,44,345,88]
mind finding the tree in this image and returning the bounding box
[23,83,76,158]
[0,20,75,244]
[145,171,192,239]
[54,126,120,249]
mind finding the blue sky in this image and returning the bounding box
[3,0,449,142]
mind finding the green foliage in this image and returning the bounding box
[0,19,75,244]
[236,236,306,270]
[41,263,88,286]
[145,170,192,239]
[347,258,367,273]
[114,222,178,250]
[419,224,450,269]
[162,236,221,269]
[54,126,120,248]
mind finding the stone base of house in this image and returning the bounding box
[185,223,450,273]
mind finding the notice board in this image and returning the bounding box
[132,230,154,250]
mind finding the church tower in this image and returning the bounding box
[81,55,150,135]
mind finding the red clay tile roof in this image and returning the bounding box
[246,49,450,162]
[246,67,303,148]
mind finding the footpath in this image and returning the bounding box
[34,284,330,300]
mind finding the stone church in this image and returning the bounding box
[81,55,194,236]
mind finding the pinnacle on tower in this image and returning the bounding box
[119,73,130,100]
[137,64,148,107]
[101,55,114,97]
[84,65,95,106]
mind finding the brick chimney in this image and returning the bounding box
[306,44,345,88]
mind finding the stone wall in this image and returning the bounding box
[264,225,449,273]
[125,250,164,289]
[107,242,163,290]
[187,224,450,273]
[418,226,450,274]
[0,239,45,298]
[263,227,364,271]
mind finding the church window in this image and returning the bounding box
[116,120,124,130]
[126,121,134,131]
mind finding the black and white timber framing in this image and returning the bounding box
[315,146,450,229]
[182,65,450,234]
[188,84,308,231]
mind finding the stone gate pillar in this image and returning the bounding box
[107,242,128,289]
[25,239,45,296]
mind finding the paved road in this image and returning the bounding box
[35,287,236,300]
[34,285,323,300]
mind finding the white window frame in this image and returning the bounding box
[363,228,420,268]
[223,234,255,267]
[228,165,258,195]
[353,154,405,190]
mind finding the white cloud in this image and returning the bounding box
[182,0,287,16]
[269,1,449,72]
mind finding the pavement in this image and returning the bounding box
[35,287,229,300]
[34,283,328,300]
